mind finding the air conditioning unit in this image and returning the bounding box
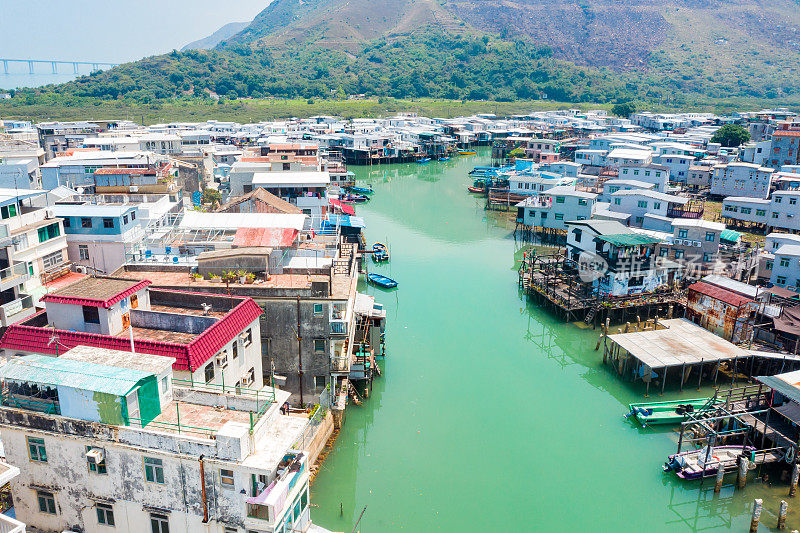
[75,266,88,274]
[85,448,105,465]
[215,352,228,367]
[130,186,139,192]
[674,239,683,245]
[241,374,253,386]
[45,208,55,219]
[694,241,702,247]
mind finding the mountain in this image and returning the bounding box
[8,0,800,106]
[182,22,250,51]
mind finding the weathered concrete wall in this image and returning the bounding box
[131,309,218,335]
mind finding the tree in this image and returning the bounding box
[711,124,751,147]
[611,102,635,117]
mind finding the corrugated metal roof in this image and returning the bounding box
[596,233,662,247]
[720,229,742,243]
[232,227,298,248]
[0,354,148,396]
[688,281,754,307]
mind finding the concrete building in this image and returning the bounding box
[687,164,713,191]
[52,204,144,275]
[617,164,669,191]
[767,121,800,168]
[663,219,725,278]
[0,348,330,533]
[607,189,698,228]
[710,162,774,199]
[685,278,758,343]
[40,152,167,191]
[770,244,800,291]
[723,191,800,234]
[758,233,800,282]
[36,122,103,159]
[515,187,596,231]
[0,276,264,391]
[652,153,695,183]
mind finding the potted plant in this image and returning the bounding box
[237,269,248,284]
[190,273,202,282]
[245,272,256,284]
[221,270,234,283]
[209,274,221,283]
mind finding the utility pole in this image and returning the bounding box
[296,296,304,406]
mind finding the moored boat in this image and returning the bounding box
[417,158,431,164]
[342,193,369,203]
[626,398,713,427]
[438,156,451,161]
[367,273,398,289]
[347,185,374,195]
[372,242,389,263]
[467,186,485,194]
[663,445,755,479]
[459,150,477,155]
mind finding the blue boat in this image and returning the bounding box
[438,156,451,161]
[342,193,369,203]
[417,158,431,164]
[347,185,374,195]
[372,242,389,263]
[367,273,397,289]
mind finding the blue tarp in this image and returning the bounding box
[325,214,366,228]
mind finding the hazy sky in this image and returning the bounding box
[0,0,269,62]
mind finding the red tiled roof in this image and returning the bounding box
[688,281,754,308]
[774,131,800,138]
[233,227,298,248]
[0,297,263,372]
[41,279,151,309]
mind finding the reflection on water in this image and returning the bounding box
[311,148,800,532]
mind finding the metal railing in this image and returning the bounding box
[0,514,25,533]
[291,404,327,451]
[1,393,60,415]
[0,264,29,285]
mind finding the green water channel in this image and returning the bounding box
[311,149,798,532]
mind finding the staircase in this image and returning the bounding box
[584,304,600,324]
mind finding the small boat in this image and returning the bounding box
[626,398,713,427]
[372,242,389,263]
[417,158,431,164]
[342,193,369,203]
[347,186,374,195]
[467,186,485,194]
[367,273,397,289]
[664,445,755,480]
[459,150,477,155]
[438,156,451,162]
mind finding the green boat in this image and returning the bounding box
[625,398,713,427]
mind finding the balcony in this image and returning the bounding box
[330,320,347,335]
[0,295,34,326]
[0,264,30,293]
[246,453,306,524]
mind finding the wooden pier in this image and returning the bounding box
[603,318,800,394]
[519,252,685,323]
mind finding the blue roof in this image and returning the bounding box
[0,354,151,396]
[325,214,366,228]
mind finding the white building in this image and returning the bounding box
[711,162,774,199]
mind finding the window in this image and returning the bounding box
[741,207,752,214]
[204,363,215,383]
[37,490,56,514]
[614,198,621,205]
[757,209,766,217]
[314,376,327,389]
[38,223,61,243]
[83,305,100,324]
[577,216,586,221]
[87,446,107,474]
[28,436,47,462]
[231,342,239,360]
[766,261,774,270]
[42,250,63,270]
[703,252,712,262]
[81,217,92,228]
[773,212,780,219]
[96,503,115,526]
[674,249,685,259]
[678,229,688,239]
[555,196,565,204]
[313,303,323,316]
[777,276,787,286]
[540,212,548,219]
[637,201,648,208]
[653,202,661,210]
[130,294,138,309]
[0,204,17,219]
[63,217,71,228]
[123,215,129,225]
[554,213,564,220]
[705,232,716,242]
[635,216,644,224]
[161,376,168,393]
[79,245,90,261]
[573,229,582,242]
[103,218,114,229]
[150,513,169,533]
[578,199,587,206]
[130,211,136,221]
[659,248,668,257]
[314,339,325,352]
[775,196,783,203]
[144,457,165,484]
[780,257,791,267]
[220,469,235,488]
[242,328,252,347]
[792,198,798,206]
